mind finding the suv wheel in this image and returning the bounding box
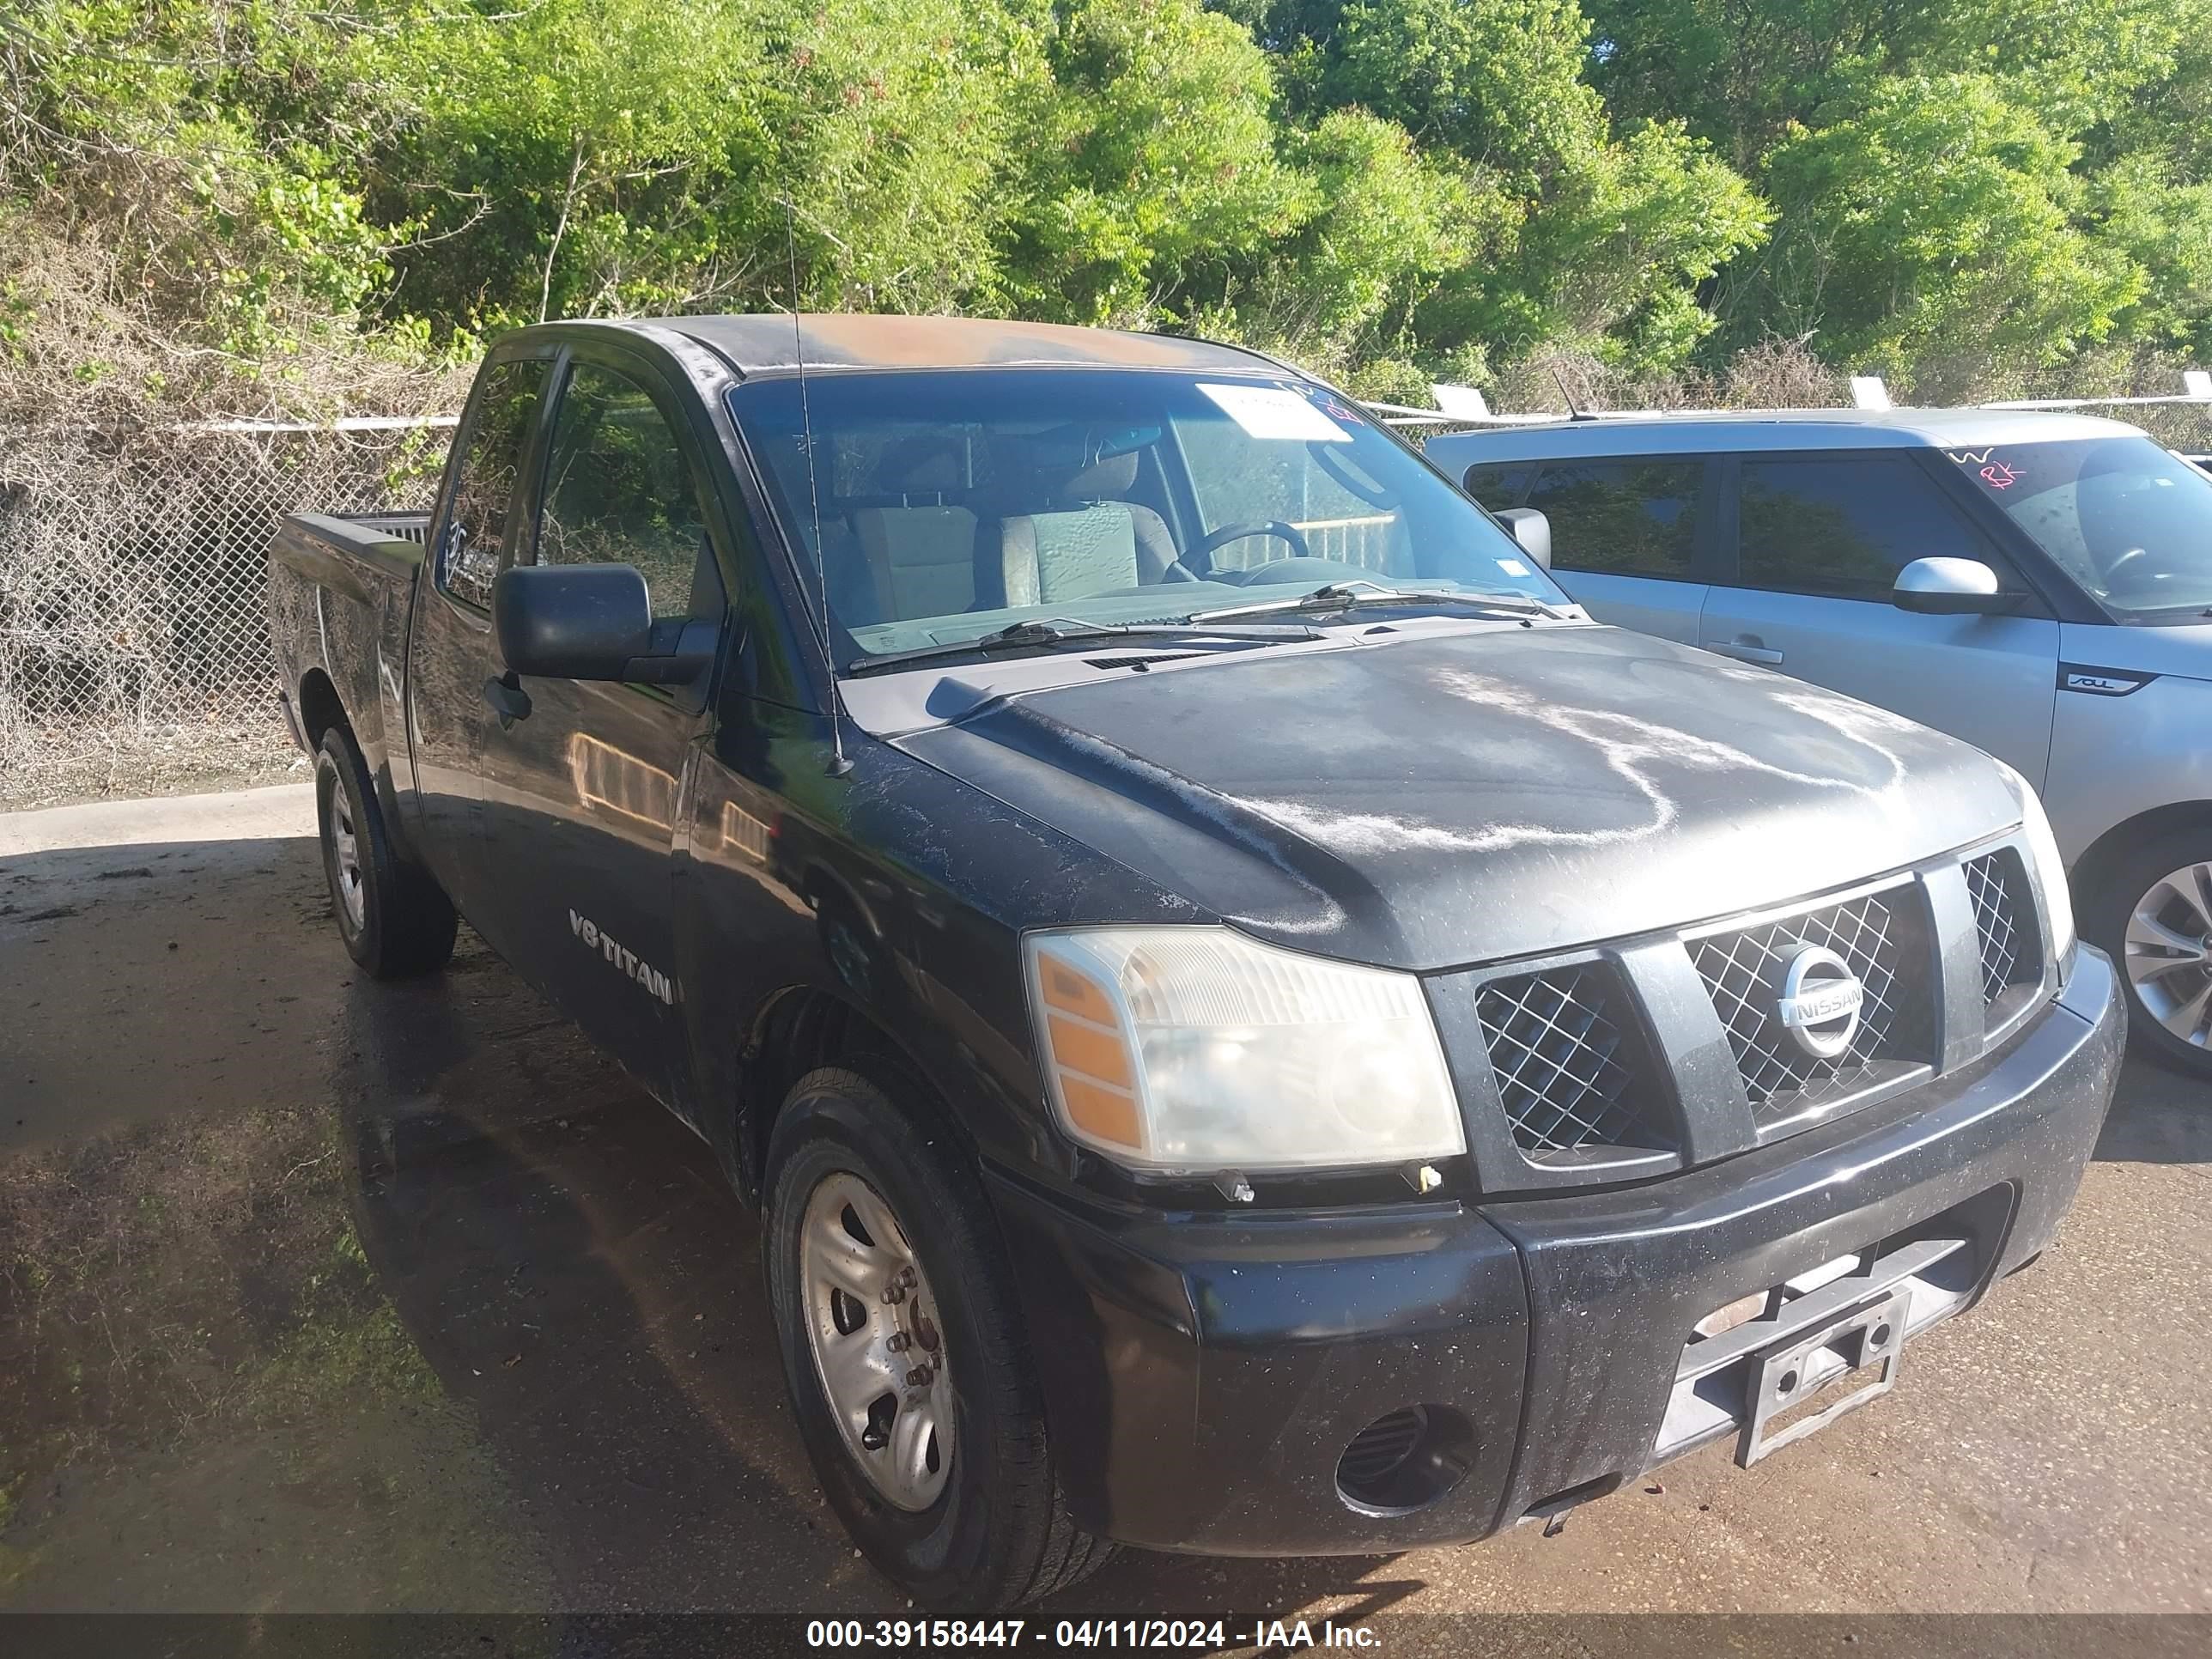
[763,1066,1110,1611]
[2089,828,2212,1079]
[313,726,459,978]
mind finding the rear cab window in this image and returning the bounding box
[440,358,550,607]
[1178,414,1410,575]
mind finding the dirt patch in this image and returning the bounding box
[0,1095,542,1607]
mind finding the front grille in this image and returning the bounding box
[1475,964,1670,1159]
[1691,886,1934,1125]
[1964,849,2039,1006]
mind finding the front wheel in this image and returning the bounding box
[764,1067,1110,1611]
[2087,828,2212,1079]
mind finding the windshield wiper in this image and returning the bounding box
[1187,579,1571,626]
[843,616,1319,675]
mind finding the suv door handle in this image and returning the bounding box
[1711,638,1784,665]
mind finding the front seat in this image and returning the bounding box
[850,437,979,620]
[996,451,1183,607]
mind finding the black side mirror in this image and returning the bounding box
[1892,557,2013,617]
[492,564,710,684]
[1493,507,1553,570]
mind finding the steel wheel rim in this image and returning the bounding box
[799,1170,952,1511]
[328,781,367,932]
[2124,860,2212,1047]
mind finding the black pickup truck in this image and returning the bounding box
[266,315,2123,1611]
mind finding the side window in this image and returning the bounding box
[1523,459,1704,577]
[1459,462,1533,509]
[441,359,548,607]
[1735,455,1996,599]
[536,362,717,620]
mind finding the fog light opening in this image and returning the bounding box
[1334,1404,1476,1516]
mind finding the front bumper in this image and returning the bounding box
[987,945,2124,1555]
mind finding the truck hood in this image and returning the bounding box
[897,625,2021,971]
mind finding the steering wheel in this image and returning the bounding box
[1191,520,1310,568]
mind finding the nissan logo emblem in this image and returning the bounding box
[1772,941,1865,1060]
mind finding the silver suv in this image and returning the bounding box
[1430,409,2212,1079]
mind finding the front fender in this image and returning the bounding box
[2046,665,2212,865]
[675,705,1202,1199]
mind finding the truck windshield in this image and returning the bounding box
[1955,435,2212,624]
[728,368,1567,667]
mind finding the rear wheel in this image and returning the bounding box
[764,1067,1109,1611]
[2088,826,2212,1079]
[314,726,459,978]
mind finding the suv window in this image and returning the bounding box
[1735,455,1994,599]
[1459,462,1534,510]
[537,362,717,620]
[441,358,549,607]
[1524,459,1704,578]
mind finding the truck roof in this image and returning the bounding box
[1426,405,2147,461]
[554,313,1284,378]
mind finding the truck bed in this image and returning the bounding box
[264,510,434,817]
[269,512,430,601]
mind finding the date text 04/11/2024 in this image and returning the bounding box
[805,1620,1383,1650]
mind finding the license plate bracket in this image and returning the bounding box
[1735,1286,1911,1468]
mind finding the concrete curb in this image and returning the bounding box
[0,783,315,857]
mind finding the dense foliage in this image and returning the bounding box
[3,0,2209,406]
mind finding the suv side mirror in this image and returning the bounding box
[1493,507,1552,569]
[1892,557,2009,616]
[493,564,711,684]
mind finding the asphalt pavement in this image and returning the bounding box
[2,785,2208,1624]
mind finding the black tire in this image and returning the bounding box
[313,726,459,978]
[2083,824,2212,1079]
[764,1066,1110,1611]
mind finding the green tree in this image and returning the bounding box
[1203,107,1513,374]
[1747,75,2140,375]
[1006,0,1309,326]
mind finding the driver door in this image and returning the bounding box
[468,346,730,1106]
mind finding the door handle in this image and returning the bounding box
[482,672,532,728]
[1711,638,1784,665]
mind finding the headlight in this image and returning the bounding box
[1022,927,1465,1174]
[1995,761,2076,968]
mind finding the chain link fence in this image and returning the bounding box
[0,415,455,810]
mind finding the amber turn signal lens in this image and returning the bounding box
[1036,958,1144,1152]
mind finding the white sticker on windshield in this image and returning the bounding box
[1197,383,1352,442]
[1497,558,1530,577]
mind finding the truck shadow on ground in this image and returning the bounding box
[0,823,1414,1613]
[2090,1051,2212,1164]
